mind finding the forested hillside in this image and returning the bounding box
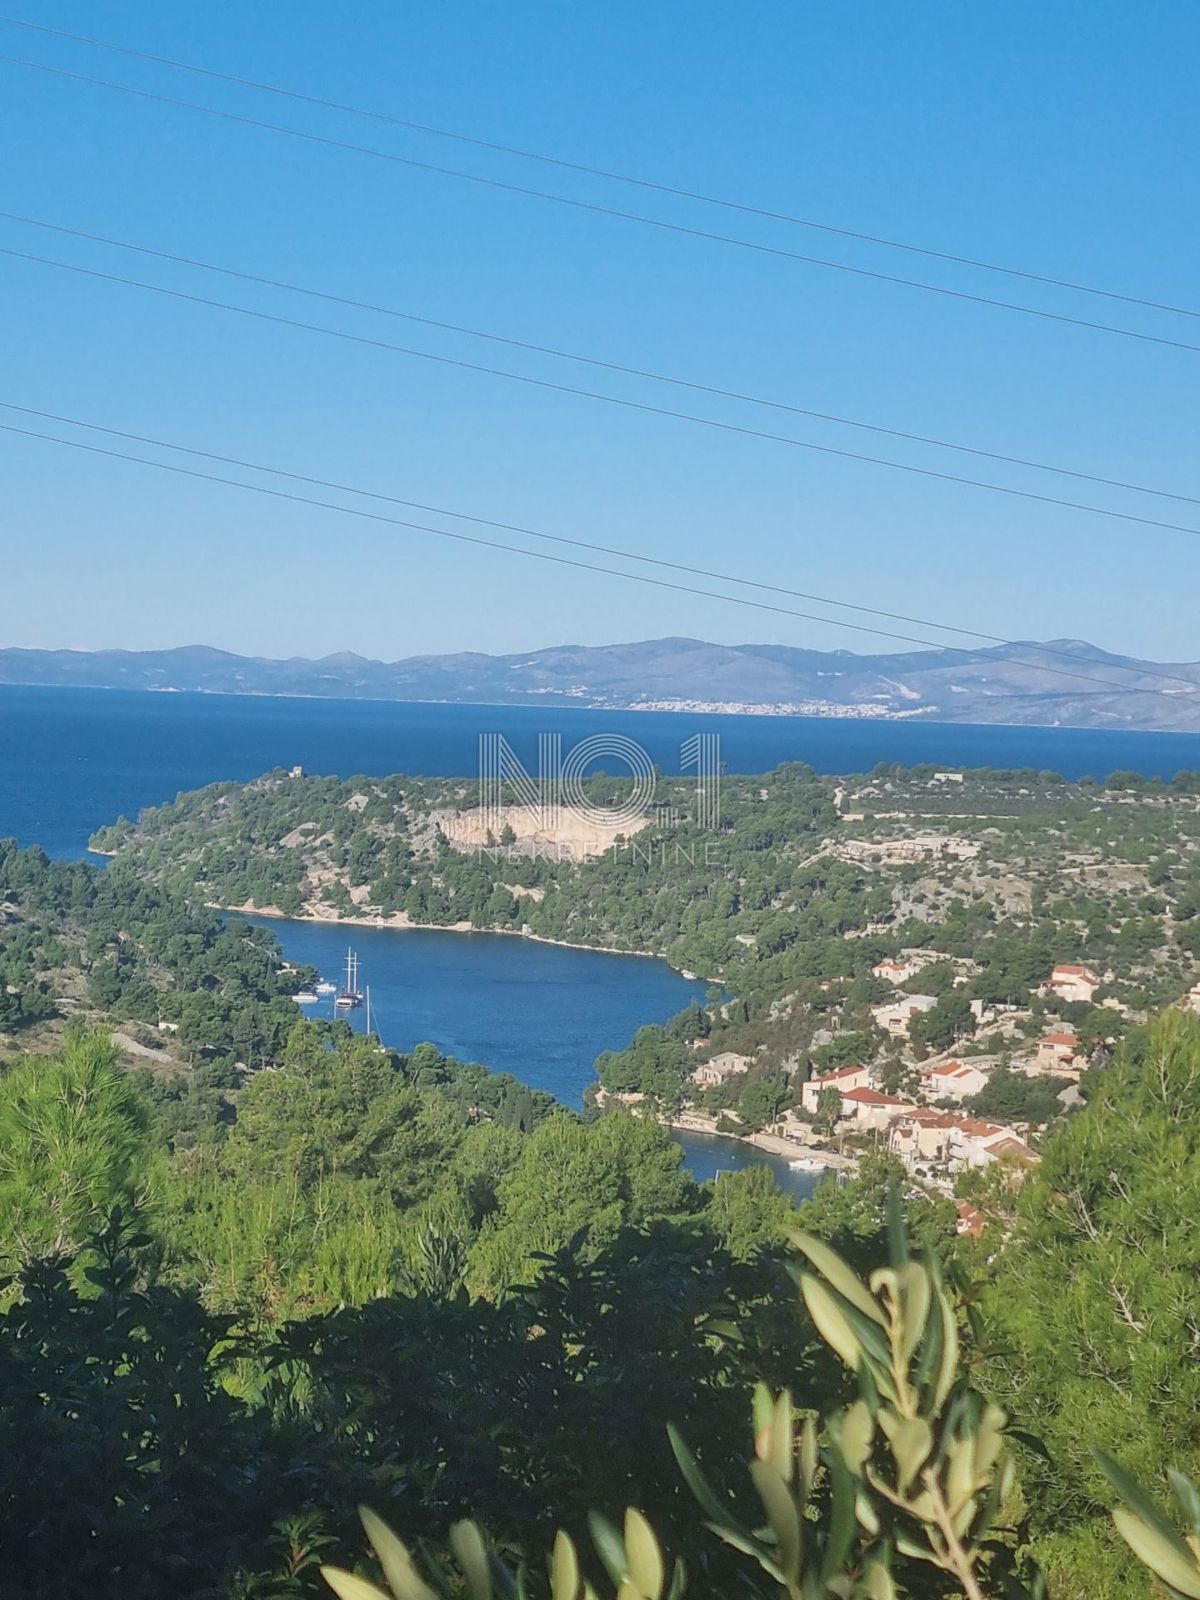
[92,763,1200,1008]
[6,767,1200,1594]
[4,1017,1200,1596]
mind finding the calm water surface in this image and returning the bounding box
[247,915,818,1198]
[252,916,706,1111]
[671,1129,821,1201]
[244,915,825,1203]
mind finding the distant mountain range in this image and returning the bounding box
[1,637,1197,732]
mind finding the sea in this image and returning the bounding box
[7,684,1200,862]
[5,681,1199,1196]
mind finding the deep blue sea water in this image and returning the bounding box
[4,681,1196,1197]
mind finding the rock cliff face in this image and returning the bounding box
[435,804,650,859]
[2,636,1197,730]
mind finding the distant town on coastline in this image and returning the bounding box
[2,634,1199,731]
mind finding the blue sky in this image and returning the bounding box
[2,2,1197,661]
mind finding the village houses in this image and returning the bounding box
[837,1087,914,1131]
[841,834,980,866]
[889,1108,1038,1173]
[872,956,923,986]
[1033,1029,1084,1077]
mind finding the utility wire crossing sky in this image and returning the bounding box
[1,3,1196,660]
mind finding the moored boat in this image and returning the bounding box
[335,947,364,1009]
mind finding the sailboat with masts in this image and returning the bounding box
[334,947,364,1010]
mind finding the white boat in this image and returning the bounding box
[315,981,337,996]
[335,948,364,1010]
[293,991,320,1005]
[789,1156,827,1173]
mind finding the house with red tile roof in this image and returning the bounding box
[922,1060,988,1102]
[800,1063,873,1115]
[1034,1029,1084,1077]
[872,957,921,985]
[837,1086,914,1130]
[947,1118,1037,1169]
[983,1134,1039,1166]
[1046,963,1101,1004]
[889,1109,1038,1172]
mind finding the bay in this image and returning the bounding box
[6,680,1197,1199]
[672,1129,821,1201]
[250,915,707,1112]
[243,913,819,1199]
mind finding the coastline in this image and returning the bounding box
[10,678,1200,738]
[661,1111,852,1173]
[0,679,934,722]
[217,898,700,973]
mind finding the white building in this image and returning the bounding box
[1047,964,1101,1004]
[801,1063,874,1114]
[872,994,937,1038]
[947,1122,1038,1170]
[837,1087,914,1131]
[873,957,921,986]
[842,835,979,866]
[889,1110,1037,1172]
[922,1060,987,1102]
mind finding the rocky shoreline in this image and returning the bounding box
[215,898,701,972]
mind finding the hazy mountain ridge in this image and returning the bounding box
[1,636,1196,731]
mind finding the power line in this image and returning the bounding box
[5,208,1198,512]
[4,50,1199,359]
[9,243,1200,546]
[9,392,1193,686]
[2,11,1195,326]
[0,411,1194,704]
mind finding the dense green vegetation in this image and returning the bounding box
[6,1018,1200,1597]
[9,765,1200,1594]
[980,1010,1200,1596]
[0,834,304,1069]
[324,1211,1053,1600]
[0,1026,830,1597]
